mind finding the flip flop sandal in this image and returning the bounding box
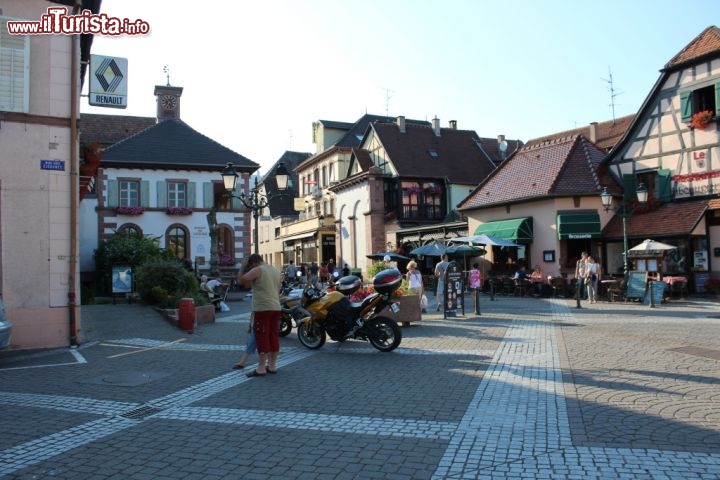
[246,370,266,378]
[266,369,278,374]
[232,364,245,370]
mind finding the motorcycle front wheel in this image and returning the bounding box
[366,316,402,352]
[297,322,326,349]
[279,315,292,337]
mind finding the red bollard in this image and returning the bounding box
[178,298,195,333]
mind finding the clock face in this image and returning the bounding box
[161,95,177,110]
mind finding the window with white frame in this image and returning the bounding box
[0,17,30,113]
[167,181,187,207]
[119,180,140,207]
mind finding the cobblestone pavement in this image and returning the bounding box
[0,294,718,479]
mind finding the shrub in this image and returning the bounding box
[135,259,203,308]
[94,230,173,273]
[367,261,393,279]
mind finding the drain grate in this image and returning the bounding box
[120,405,162,420]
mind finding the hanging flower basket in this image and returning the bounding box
[166,207,193,215]
[688,110,714,130]
[116,206,145,215]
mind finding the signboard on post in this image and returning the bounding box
[443,261,465,318]
[89,55,128,108]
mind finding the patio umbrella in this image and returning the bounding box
[366,251,411,261]
[450,234,520,248]
[445,244,487,272]
[627,239,678,258]
[410,239,447,257]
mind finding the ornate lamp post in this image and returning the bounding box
[599,182,648,277]
[221,162,290,255]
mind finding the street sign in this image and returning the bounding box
[89,55,128,108]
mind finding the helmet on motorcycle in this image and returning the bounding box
[336,275,362,295]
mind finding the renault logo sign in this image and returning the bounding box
[89,55,128,108]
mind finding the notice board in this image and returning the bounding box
[625,271,647,300]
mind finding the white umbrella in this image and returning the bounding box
[451,234,520,248]
[627,239,677,258]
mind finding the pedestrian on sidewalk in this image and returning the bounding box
[233,313,256,370]
[237,253,282,377]
[434,254,450,312]
[575,251,589,302]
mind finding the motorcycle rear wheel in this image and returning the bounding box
[366,316,402,352]
[297,322,326,349]
[279,315,292,337]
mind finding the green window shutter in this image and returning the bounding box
[715,82,720,117]
[187,182,196,208]
[680,90,693,123]
[157,181,167,208]
[203,182,213,208]
[622,174,636,203]
[106,180,118,207]
[140,181,150,208]
[657,169,672,202]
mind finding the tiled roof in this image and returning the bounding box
[335,114,430,148]
[664,25,720,71]
[103,119,258,171]
[80,113,156,147]
[458,135,613,210]
[525,114,634,153]
[370,122,505,185]
[262,151,312,218]
[297,114,431,171]
[602,199,707,239]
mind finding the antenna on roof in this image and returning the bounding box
[601,67,622,122]
[163,65,171,86]
[379,86,395,120]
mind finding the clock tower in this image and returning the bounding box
[154,85,183,121]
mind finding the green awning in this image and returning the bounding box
[474,217,533,243]
[556,213,601,240]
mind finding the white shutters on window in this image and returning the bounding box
[0,17,30,113]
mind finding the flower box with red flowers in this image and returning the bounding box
[166,207,193,215]
[688,110,715,130]
[116,206,144,215]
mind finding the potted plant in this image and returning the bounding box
[689,110,714,129]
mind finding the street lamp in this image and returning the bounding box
[599,182,648,277]
[222,162,290,255]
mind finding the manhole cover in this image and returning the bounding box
[83,371,169,387]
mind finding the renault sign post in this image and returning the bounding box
[89,55,128,108]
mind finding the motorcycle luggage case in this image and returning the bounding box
[373,268,403,294]
[336,275,362,295]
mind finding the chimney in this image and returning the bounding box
[497,134,505,143]
[432,116,441,137]
[449,120,457,130]
[396,116,406,133]
[589,122,598,142]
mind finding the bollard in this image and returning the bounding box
[474,289,481,315]
[649,281,656,308]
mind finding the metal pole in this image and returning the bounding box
[253,209,259,255]
[622,211,629,277]
[649,279,656,308]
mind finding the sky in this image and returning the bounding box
[81,0,719,175]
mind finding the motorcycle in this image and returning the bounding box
[296,268,403,352]
[279,285,306,337]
